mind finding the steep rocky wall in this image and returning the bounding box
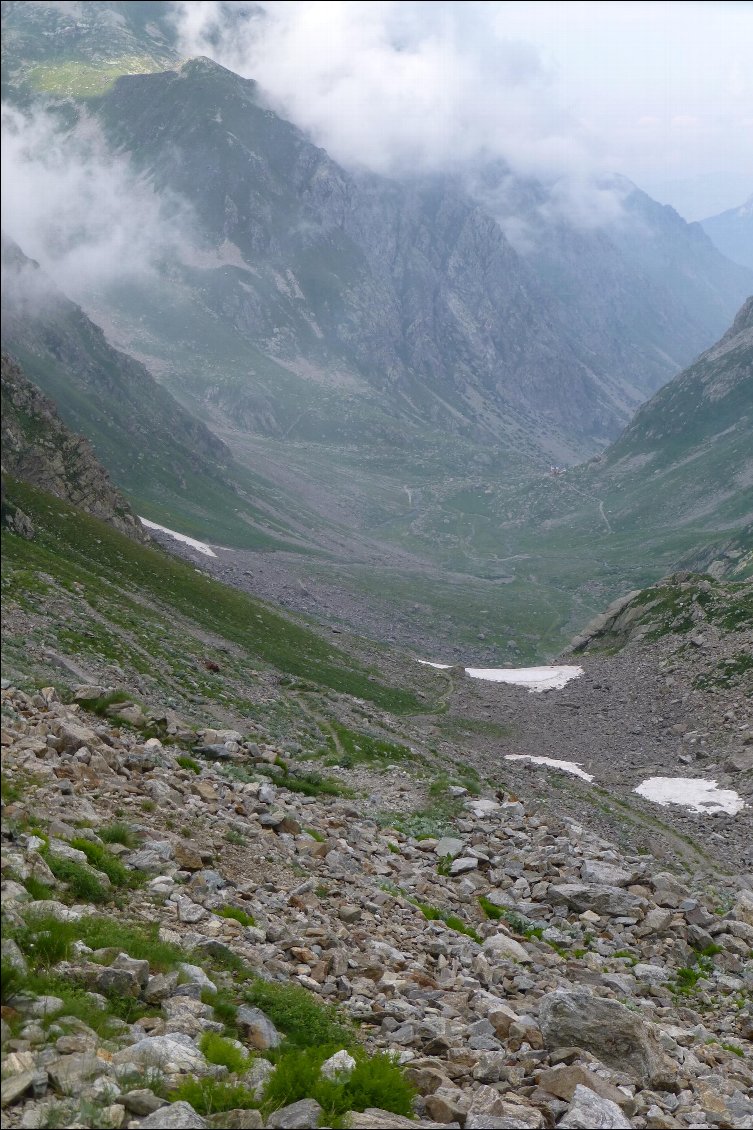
[1,352,148,542]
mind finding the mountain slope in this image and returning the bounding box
[1,352,146,542]
[594,294,753,530]
[0,235,315,550]
[701,196,753,271]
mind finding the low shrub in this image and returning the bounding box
[217,906,256,928]
[99,822,139,848]
[199,1031,252,1073]
[69,838,138,888]
[244,980,352,1049]
[176,755,201,774]
[44,855,111,904]
[262,1046,415,1125]
[170,1078,259,1116]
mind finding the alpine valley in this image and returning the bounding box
[0,5,751,1130]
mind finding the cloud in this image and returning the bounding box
[170,0,607,183]
[0,103,194,304]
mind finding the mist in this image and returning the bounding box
[0,103,194,306]
[171,1,611,188]
[171,1,753,222]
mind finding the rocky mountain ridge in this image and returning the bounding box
[701,197,753,271]
[1,353,147,543]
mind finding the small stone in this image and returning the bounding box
[482,933,532,963]
[320,1049,357,1081]
[435,837,465,859]
[339,905,362,924]
[122,1089,169,1115]
[449,856,478,875]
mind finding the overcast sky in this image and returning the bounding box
[174,0,753,220]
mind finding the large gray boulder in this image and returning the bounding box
[538,990,666,1085]
[557,1084,632,1129]
[140,1102,208,1128]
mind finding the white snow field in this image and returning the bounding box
[504,755,594,782]
[634,777,746,815]
[139,518,217,558]
[418,660,583,692]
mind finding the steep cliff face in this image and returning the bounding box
[1,353,147,541]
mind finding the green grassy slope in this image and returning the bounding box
[1,479,421,714]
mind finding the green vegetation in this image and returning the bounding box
[224,829,246,846]
[2,480,421,713]
[378,777,468,840]
[176,755,202,774]
[23,875,55,901]
[69,838,140,889]
[478,899,544,939]
[99,822,139,849]
[244,980,352,1050]
[304,827,326,843]
[201,988,239,1032]
[672,944,721,996]
[27,57,163,99]
[199,1031,252,1073]
[10,911,185,973]
[320,722,416,769]
[44,854,112,905]
[262,1046,415,1127]
[1,772,23,804]
[217,906,257,928]
[171,1078,259,1117]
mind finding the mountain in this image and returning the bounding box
[0,235,302,549]
[1,352,146,542]
[701,196,753,271]
[0,0,179,100]
[86,59,751,460]
[591,295,753,531]
[474,167,753,396]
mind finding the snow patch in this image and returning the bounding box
[139,518,217,558]
[417,660,583,692]
[504,755,594,782]
[634,777,746,815]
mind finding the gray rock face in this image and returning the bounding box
[112,1034,208,1074]
[0,352,148,542]
[538,991,665,1085]
[236,1005,282,1049]
[548,883,644,918]
[557,1084,633,1129]
[122,1088,169,1115]
[266,1098,324,1128]
[139,1101,208,1128]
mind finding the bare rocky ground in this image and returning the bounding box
[2,678,752,1130]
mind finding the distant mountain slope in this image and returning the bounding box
[594,295,753,530]
[89,58,752,463]
[701,196,753,271]
[0,0,179,99]
[0,235,303,549]
[1,352,146,542]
